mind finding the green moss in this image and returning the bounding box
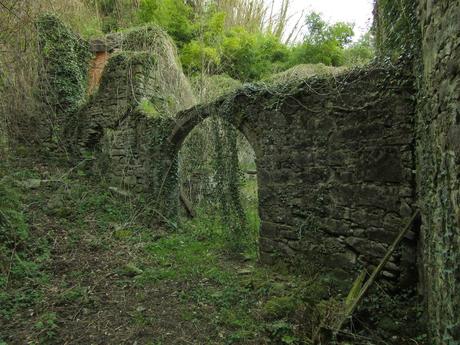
[0,179,29,247]
[140,100,160,117]
[262,295,300,319]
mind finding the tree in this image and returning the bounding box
[290,11,356,67]
[138,0,194,45]
[328,22,354,47]
[344,31,375,66]
[304,11,328,44]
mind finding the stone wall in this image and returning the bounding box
[72,52,155,151]
[73,51,181,203]
[69,25,424,300]
[75,46,417,285]
[72,27,193,225]
[375,0,460,341]
[169,63,417,286]
[416,0,460,342]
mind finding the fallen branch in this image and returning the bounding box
[180,190,196,219]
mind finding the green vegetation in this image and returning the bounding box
[0,0,373,152]
[0,165,49,325]
[36,13,92,143]
[12,0,374,83]
[373,0,420,59]
[136,219,331,344]
[138,98,161,117]
[133,2,374,80]
[0,153,336,344]
[36,14,91,112]
[0,147,427,344]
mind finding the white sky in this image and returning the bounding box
[270,0,375,42]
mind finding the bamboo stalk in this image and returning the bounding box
[335,210,420,331]
[313,210,420,344]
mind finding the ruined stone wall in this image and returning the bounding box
[103,108,179,222]
[375,0,460,340]
[72,52,154,150]
[73,51,179,200]
[171,64,416,286]
[416,0,460,342]
[74,24,417,291]
[256,67,416,285]
[72,27,193,225]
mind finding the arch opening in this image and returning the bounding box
[177,115,260,257]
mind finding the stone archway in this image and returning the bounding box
[162,65,417,285]
[175,113,261,247]
[75,50,418,285]
[168,93,260,156]
[147,91,263,231]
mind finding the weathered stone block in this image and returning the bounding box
[358,147,403,183]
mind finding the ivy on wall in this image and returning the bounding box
[36,14,91,144]
[373,0,420,60]
[212,117,247,249]
[374,0,460,343]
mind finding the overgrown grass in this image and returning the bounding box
[1,155,334,344]
[1,153,425,344]
[129,213,334,344]
[0,155,152,343]
[0,165,50,324]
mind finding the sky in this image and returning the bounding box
[271,0,375,42]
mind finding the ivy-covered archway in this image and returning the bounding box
[74,28,418,284]
[176,113,261,254]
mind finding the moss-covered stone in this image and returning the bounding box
[375,0,460,342]
[415,1,460,343]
